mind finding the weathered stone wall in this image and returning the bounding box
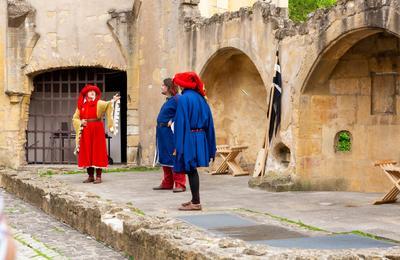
[138,2,287,166]
[279,0,400,192]
[0,0,30,169]
[2,0,139,167]
[298,32,400,192]
[134,1,184,165]
[24,0,132,74]
[176,0,400,192]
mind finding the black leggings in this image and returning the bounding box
[87,167,94,176]
[188,169,200,204]
[87,167,102,176]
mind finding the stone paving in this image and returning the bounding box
[2,189,127,259]
[54,170,400,242]
[2,169,400,259]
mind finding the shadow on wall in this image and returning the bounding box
[201,48,268,168]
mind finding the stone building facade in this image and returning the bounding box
[1,0,399,192]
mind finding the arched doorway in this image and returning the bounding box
[298,30,400,192]
[201,48,268,167]
[26,67,127,164]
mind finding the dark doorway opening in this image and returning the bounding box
[26,67,127,164]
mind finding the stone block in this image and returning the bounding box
[298,122,322,139]
[356,96,372,125]
[309,109,337,124]
[302,156,323,173]
[296,138,322,157]
[127,135,140,147]
[377,36,398,53]
[321,126,337,158]
[127,125,139,135]
[336,109,356,125]
[127,109,139,125]
[311,95,337,110]
[337,95,357,110]
[359,77,371,96]
[329,78,360,95]
[331,59,370,79]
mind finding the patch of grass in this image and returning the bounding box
[64,166,159,175]
[103,166,159,173]
[289,0,337,22]
[339,230,400,244]
[4,207,19,214]
[13,235,53,260]
[39,170,55,177]
[30,234,65,257]
[63,170,85,175]
[51,226,66,233]
[336,131,351,152]
[236,208,400,244]
[236,208,330,233]
[130,207,145,216]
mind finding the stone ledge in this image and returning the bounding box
[249,174,294,192]
[1,170,400,259]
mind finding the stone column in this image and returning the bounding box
[0,0,7,94]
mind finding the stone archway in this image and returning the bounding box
[201,48,268,166]
[298,30,400,192]
[26,67,128,165]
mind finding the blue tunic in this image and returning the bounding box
[173,89,216,173]
[156,96,178,166]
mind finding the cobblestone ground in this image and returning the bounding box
[1,189,127,260]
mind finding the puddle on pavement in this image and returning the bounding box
[178,213,398,249]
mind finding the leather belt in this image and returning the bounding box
[86,118,101,122]
[157,122,169,127]
[191,128,204,132]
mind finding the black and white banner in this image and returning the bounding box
[268,51,282,143]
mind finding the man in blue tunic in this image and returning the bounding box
[153,78,186,192]
[173,72,216,210]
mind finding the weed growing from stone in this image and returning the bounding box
[39,170,55,177]
[52,226,66,233]
[13,234,53,260]
[339,230,400,244]
[236,208,400,244]
[64,166,160,175]
[130,207,145,216]
[236,208,329,233]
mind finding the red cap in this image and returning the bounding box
[173,72,206,97]
[77,84,102,111]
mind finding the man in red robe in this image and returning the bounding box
[72,84,119,184]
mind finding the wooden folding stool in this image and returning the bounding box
[374,160,400,205]
[211,145,248,176]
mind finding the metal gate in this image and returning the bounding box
[26,68,107,164]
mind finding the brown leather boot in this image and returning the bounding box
[83,168,95,183]
[93,168,102,184]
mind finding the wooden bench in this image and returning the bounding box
[211,145,248,176]
[374,160,400,205]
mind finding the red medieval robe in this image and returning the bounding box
[72,99,114,168]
